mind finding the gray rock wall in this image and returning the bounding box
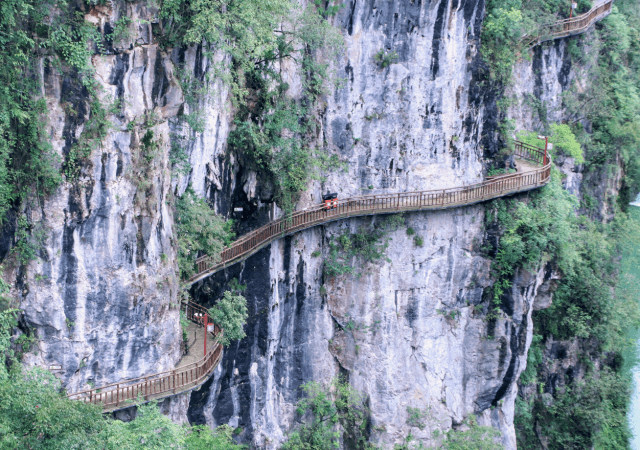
[187,1,554,449]
[7,0,588,448]
[15,2,185,394]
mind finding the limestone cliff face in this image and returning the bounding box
[187,1,551,449]
[14,2,186,394]
[7,0,587,448]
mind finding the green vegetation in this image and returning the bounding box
[175,188,234,279]
[562,1,640,209]
[517,124,584,163]
[486,168,517,177]
[180,310,190,349]
[394,412,503,450]
[406,406,430,430]
[225,4,344,212]
[160,0,344,212]
[487,168,640,447]
[208,291,248,346]
[435,415,503,450]
[324,215,404,278]
[487,170,577,311]
[184,425,245,450]
[374,49,399,68]
[280,378,375,450]
[482,0,590,83]
[480,1,640,446]
[515,367,632,449]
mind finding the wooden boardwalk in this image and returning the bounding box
[67,301,223,413]
[522,0,614,47]
[68,140,551,412]
[187,140,552,285]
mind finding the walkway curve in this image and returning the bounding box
[188,140,552,286]
[67,301,223,413]
[522,0,614,47]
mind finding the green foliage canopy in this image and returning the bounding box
[280,378,373,450]
[208,290,248,346]
[175,187,234,279]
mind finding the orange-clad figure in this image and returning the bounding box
[322,192,338,210]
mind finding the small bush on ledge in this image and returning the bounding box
[374,49,399,68]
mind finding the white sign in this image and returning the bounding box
[234,207,243,212]
[48,364,62,370]
[207,324,214,332]
[547,143,553,150]
[571,2,577,8]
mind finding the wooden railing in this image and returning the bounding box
[188,141,552,285]
[67,301,223,413]
[65,142,550,412]
[522,0,614,47]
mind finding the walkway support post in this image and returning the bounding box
[204,313,208,356]
[538,135,549,166]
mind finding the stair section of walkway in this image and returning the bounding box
[522,0,614,47]
[67,301,223,413]
[188,140,552,286]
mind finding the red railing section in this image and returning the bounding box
[67,301,223,412]
[188,141,552,285]
[522,0,614,47]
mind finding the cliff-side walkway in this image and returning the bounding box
[187,140,552,286]
[523,0,614,47]
[68,140,551,412]
[67,301,223,413]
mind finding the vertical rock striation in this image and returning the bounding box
[8,0,591,447]
[187,1,552,449]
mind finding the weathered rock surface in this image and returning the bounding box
[186,1,558,449]
[14,2,184,395]
[6,0,589,448]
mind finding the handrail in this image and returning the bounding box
[67,300,223,412]
[522,0,614,47]
[187,140,552,285]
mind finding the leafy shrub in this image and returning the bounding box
[406,227,415,235]
[440,415,503,450]
[487,168,517,177]
[518,334,543,386]
[228,278,247,293]
[481,1,524,83]
[184,424,245,450]
[374,49,399,68]
[516,368,631,449]
[180,310,190,348]
[516,124,583,164]
[548,124,584,163]
[413,235,424,247]
[208,291,248,346]
[281,378,373,450]
[324,215,404,277]
[406,406,429,430]
[175,188,234,279]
